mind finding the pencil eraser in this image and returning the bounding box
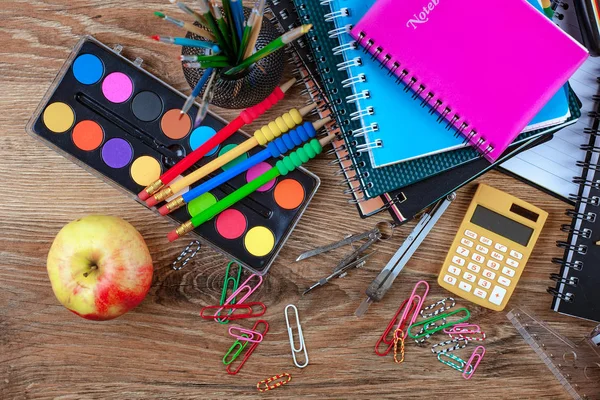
[138,190,150,201]
[167,231,179,242]
[158,205,170,216]
[146,196,159,208]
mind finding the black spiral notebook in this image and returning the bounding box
[549,86,600,323]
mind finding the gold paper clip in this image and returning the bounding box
[256,373,292,392]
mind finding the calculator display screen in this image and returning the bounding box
[470,205,533,246]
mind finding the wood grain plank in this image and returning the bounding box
[1,1,598,399]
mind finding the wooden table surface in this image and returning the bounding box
[2,1,599,398]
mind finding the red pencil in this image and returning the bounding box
[138,78,296,200]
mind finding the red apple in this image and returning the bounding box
[47,215,153,321]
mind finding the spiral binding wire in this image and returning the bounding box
[548,30,595,303]
[352,29,494,157]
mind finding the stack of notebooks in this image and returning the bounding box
[271,0,588,225]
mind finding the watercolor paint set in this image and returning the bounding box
[26,36,319,275]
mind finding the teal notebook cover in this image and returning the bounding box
[293,0,579,200]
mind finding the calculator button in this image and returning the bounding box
[491,251,504,261]
[448,265,461,276]
[452,255,465,266]
[456,246,470,257]
[489,286,507,306]
[482,269,496,280]
[471,253,485,264]
[475,244,489,254]
[487,260,500,270]
[463,272,477,283]
[510,250,523,260]
[502,266,515,278]
[460,238,474,247]
[506,258,519,268]
[494,243,508,253]
[458,281,472,292]
[443,275,457,285]
[478,278,492,289]
[473,288,487,299]
[480,236,492,246]
[465,230,478,239]
[467,262,481,273]
[498,276,511,287]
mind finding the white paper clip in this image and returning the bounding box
[285,304,309,368]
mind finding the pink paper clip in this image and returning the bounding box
[398,280,429,329]
[444,323,481,335]
[216,274,263,316]
[229,326,264,343]
[463,345,485,379]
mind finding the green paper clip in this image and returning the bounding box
[216,261,243,324]
[223,334,249,365]
[437,352,474,375]
[408,308,470,339]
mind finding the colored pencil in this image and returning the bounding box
[243,15,261,59]
[180,54,229,62]
[180,68,214,116]
[158,117,330,215]
[154,11,215,40]
[228,24,312,75]
[169,0,210,29]
[183,61,230,68]
[147,103,319,206]
[193,68,218,127]
[167,135,334,241]
[195,0,233,58]
[211,0,236,54]
[138,78,296,200]
[151,35,220,52]
[230,0,245,42]
[238,11,256,63]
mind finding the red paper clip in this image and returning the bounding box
[226,320,269,375]
[199,302,266,321]
[375,298,417,356]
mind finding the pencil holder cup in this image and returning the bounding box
[182,9,285,109]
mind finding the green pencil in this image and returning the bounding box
[183,61,230,68]
[210,0,236,54]
[226,24,312,76]
[237,11,256,63]
[196,0,233,58]
[181,54,229,62]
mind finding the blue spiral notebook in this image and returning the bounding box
[332,0,571,169]
[330,0,465,168]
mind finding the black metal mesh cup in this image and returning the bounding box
[182,8,285,109]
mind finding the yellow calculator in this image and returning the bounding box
[437,184,548,311]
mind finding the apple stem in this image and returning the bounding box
[83,265,98,278]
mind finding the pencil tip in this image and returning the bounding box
[303,24,313,33]
[154,11,165,18]
[150,35,160,41]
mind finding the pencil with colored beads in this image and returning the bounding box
[167,135,334,241]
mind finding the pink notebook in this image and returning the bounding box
[350,0,588,162]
